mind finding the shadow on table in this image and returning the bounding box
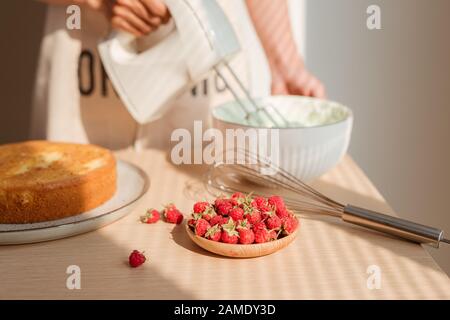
[167,155,450,297]
[307,180,450,297]
[170,224,223,259]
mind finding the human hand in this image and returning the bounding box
[271,62,326,99]
[109,0,171,37]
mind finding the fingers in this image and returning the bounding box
[286,70,326,99]
[111,16,144,37]
[110,0,171,37]
[118,0,151,22]
[271,70,289,95]
[140,0,171,23]
[271,82,289,95]
[112,4,153,35]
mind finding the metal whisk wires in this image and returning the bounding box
[206,150,344,218]
[205,150,450,247]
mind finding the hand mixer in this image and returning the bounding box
[98,0,288,127]
[205,151,450,248]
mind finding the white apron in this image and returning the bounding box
[31,0,273,150]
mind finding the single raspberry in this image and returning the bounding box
[221,218,239,244]
[229,207,244,221]
[252,196,270,211]
[245,209,262,225]
[195,218,210,237]
[128,250,146,268]
[214,198,227,208]
[216,201,233,216]
[140,209,160,224]
[282,215,299,235]
[205,224,222,242]
[268,195,285,211]
[252,221,266,232]
[219,216,231,226]
[275,207,290,219]
[231,192,245,200]
[164,204,184,224]
[187,218,196,228]
[210,215,226,226]
[254,228,271,243]
[193,201,209,214]
[238,228,255,244]
[265,214,282,230]
[221,231,239,244]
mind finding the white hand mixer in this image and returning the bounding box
[98,0,288,127]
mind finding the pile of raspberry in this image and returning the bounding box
[187,192,299,244]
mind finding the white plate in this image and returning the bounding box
[0,160,150,245]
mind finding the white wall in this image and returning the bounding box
[302,0,450,273]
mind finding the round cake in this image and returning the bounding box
[0,140,117,224]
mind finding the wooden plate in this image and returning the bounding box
[185,220,299,258]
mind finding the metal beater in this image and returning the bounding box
[214,62,290,128]
[205,151,449,248]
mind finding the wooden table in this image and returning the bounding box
[0,149,449,299]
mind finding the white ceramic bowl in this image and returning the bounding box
[211,96,353,182]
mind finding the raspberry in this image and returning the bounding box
[229,207,244,221]
[282,215,299,235]
[128,250,146,268]
[214,198,227,208]
[275,207,290,219]
[210,215,226,226]
[238,228,255,244]
[265,214,282,230]
[187,218,196,228]
[210,216,231,227]
[164,204,183,224]
[216,201,233,216]
[140,209,160,224]
[253,196,270,211]
[231,192,245,200]
[268,195,285,211]
[252,221,266,232]
[221,231,239,244]
[221,218,239,244]
[245,209,262,225]
[205,224,222,242]
[193,201,209,214]
[195,218,210,237]
[254,228,271,243]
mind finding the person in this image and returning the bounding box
[32,0,325,150]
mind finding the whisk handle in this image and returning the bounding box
[343,205,446,247]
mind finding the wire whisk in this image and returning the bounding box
[205,150,449,247]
